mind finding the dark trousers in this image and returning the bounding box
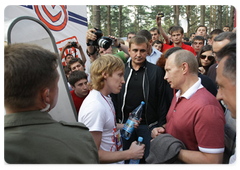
[121,124,156,164]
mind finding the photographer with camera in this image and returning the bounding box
[86,28,130,63]
[60,41,86,66]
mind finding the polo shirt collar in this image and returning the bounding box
[176,78,203,101]
[129,59,147,70]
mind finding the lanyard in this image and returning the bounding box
[100,93,117,126]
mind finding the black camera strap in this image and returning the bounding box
[88,46,98,55]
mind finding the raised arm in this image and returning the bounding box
[109,35,130,57]
[86,28,97,54]
[156,15,170,45]
[59,41,71,59]
[76,43,86,64]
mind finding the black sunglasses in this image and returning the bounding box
[200,55,214,61]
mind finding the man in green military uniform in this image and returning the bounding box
[4,43,99,164]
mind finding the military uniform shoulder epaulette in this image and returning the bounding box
[59,121,89,130]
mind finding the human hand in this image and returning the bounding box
[156,15,162,27]
[151,127,165,139]
[133,118,142,129]
[128,141,145,160]
[198,67,205,74]
[77,42,82,49]
[86,28,97,43]
[108,35,119,47]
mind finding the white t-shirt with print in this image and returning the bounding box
[78,89,123,163]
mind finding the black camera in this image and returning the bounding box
[158,13,164,17]
[71,42,78,48]
[88,28,112,50]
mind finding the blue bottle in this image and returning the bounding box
[122,101,145,140]
[129,137,143,164]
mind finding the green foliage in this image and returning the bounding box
[87,5,234,38]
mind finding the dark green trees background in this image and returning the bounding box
[87,5,235,38]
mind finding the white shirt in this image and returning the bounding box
[229,152,236,164]
[78,89,123,163]
[146,46,162,64]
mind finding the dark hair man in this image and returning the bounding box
[68,70,89,114]
[191,36,204,56]
[112,35,167,163]
[4,43,99,163]
[207,29,223,45]
[150,27,161,41]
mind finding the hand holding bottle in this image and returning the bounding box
[128,140,145,160]
[122,101,145,140]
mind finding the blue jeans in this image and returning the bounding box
[121,124,156,164]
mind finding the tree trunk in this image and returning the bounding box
[213,6,217,29]
[209,6,212,32]
[217,5,223,29]
[107,5,111,35]
[195,5,198,23]
[226,6,229,26]
[119,5,123,37]
[92,5,101,29]
[137,6,140,32]
[229,6,235,31]
[200,5,205,25]
[186,5,190,37]
[174,5,179,26]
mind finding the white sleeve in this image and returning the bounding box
[79,101,106,132]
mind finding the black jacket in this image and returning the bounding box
[112,60,167,128]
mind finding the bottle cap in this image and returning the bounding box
[141,101,145,105]
[138,136,143,142]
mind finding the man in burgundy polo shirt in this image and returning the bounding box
[151,50,225,164]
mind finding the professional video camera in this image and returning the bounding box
[88,28,113,50]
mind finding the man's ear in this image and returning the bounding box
[128,47,131,54]
[182,62,189,75]
[70,85,75,90]
[102,72,108,79]
[41,88,50,103]
[149,39,153,46]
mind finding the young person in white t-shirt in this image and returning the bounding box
[78,54,145,164]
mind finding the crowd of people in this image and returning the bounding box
[4,13,236,164]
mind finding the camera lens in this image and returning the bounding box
[98,37,112,49]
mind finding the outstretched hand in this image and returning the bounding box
[156,15,162,27]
